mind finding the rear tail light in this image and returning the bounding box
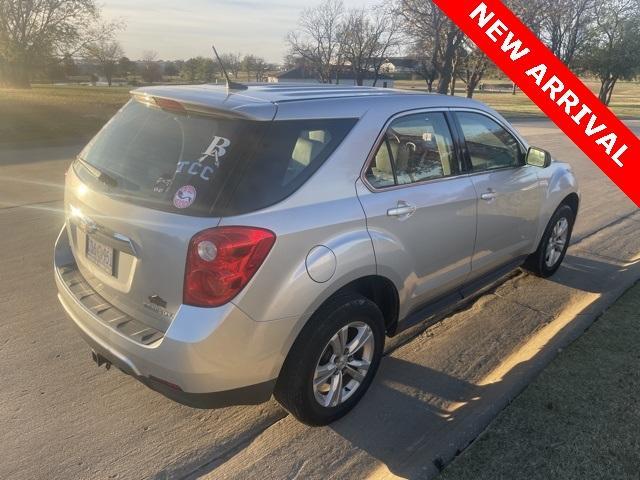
[184,227,276,308]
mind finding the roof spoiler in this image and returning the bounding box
[130,92,258,120]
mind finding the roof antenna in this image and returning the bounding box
[212,44,247,91]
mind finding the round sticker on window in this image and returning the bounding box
[173,185,197,209]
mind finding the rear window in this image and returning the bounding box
[75,99,357,216]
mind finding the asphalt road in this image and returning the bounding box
[1,119,638,480]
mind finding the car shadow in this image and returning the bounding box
[327,252,640,479]
[549,254,633,293]
[328,357,526,478]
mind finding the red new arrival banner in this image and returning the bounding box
[431,0,640,207]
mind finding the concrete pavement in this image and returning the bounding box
[0,119,638,480]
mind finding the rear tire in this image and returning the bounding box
[274,293,385,426]
[523,204,575,277]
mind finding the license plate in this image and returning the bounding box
[86,236,114,276]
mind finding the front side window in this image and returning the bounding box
[456,112,523,171]
[366,112,458,188]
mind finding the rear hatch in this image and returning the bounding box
[64,90,276,332]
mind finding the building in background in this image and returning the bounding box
[380,57,418,74]
[268,67,395,87]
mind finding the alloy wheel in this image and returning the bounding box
[313,321,375,408]
[545,217,569,268]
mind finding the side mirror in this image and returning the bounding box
[526,146,552,168]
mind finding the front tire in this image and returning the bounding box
[274,293,385,426]
[524,204,575,277]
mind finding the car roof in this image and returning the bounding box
[133,83,496,121]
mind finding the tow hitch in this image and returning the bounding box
[91,350,111,370]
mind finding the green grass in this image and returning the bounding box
[0,79,637,147]
[0,85,130,147]
[440,282,640,480]
[395,79,640,119]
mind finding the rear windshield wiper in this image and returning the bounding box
[76,157,118,188]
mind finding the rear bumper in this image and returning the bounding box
[84,336,275,409]
[54,225,294,408]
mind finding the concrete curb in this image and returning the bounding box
[371,213,640,480]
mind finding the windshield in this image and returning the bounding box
[75,98,358,216]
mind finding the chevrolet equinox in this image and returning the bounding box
[54,84,579,425]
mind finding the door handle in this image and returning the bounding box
[387,201,417,218]
[481,190,498,201]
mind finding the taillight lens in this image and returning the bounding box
[184,227,276,308]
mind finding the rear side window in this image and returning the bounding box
[220,118,357,215]
[75,99,357,216]
[366,112,458,188]
[456,112,523,171]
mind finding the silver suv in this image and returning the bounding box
[54,84,579,425]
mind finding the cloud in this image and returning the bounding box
[101,0,380,62]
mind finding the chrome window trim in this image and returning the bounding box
[462,162,536,179]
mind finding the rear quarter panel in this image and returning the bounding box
[217,103,395,358]
[220,196,376,363]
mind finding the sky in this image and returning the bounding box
[101,0,381,64]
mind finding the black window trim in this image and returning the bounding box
[213,117,360,217]
[360,108,467,193]
[449,108,528,175]
[383,138,399,186]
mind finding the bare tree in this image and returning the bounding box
[140,50,162,84]
[283,54,315,71]
[181,57,200,83]
[62,54,77,78]
[0,0,121,87]
[220,52,242,79]
[253,57,269,82]
[242,54,257,81]
[85,40,123,86]
[287,0,345,83]
[118,56,135,79]
[339,5,401,86]
[409,41,439,91]
[456,40,490,98]
[199,58,217,83]
[504,0,547,36]
[540,0,597,67]
[398,0,465,94]
[449,48,460,95]
[581,0,640,104]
